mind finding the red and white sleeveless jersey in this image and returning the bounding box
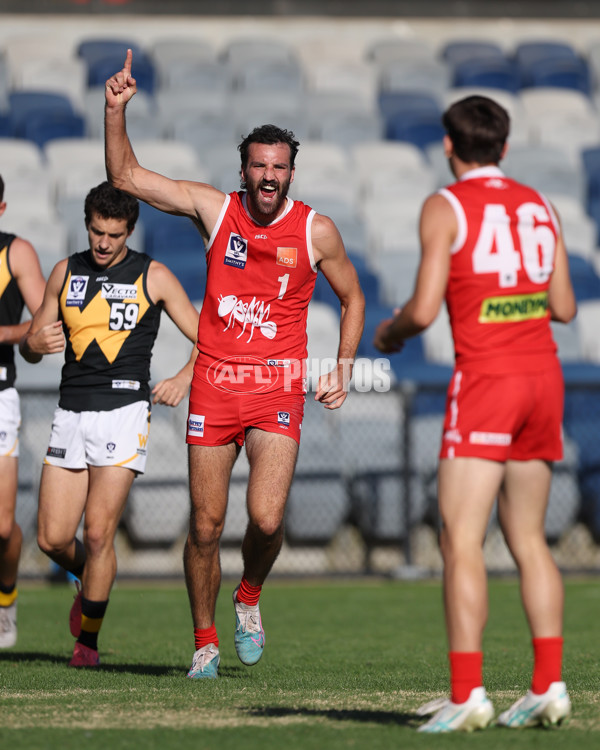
[440,166,559,374]
[196,191,317,371]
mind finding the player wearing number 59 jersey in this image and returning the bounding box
[374,96,576,733]
[58,249,161,412]
[20,182,200,668]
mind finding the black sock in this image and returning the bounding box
[77,597,108,651]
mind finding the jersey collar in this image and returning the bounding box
[459,165,505,182]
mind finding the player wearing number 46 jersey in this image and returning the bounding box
[374,95,576,732]
[20,182,199,667]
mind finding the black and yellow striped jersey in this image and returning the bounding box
[0,232,25,390]
[58,249,162,411]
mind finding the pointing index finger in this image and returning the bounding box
[123,48,133,79]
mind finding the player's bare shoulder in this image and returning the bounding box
[310,212,344,264]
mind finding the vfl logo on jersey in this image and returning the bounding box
[225,233,248,269]
[277,411,290,427]
[276,247,297,268]
[187,413,205,437]
[66,276,89,307]
[106,442,116,452]
[102,283,138,300]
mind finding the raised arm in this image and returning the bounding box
[146,260,200,406]
[0,238,46,346]
[373,193,453,354]
[104,49,226,243]
[311,214,365,409]
[19,260,67,363]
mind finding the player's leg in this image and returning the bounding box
[418,456,501,733]
[0,456,21,648]
[0,389,23,647]
[496,459,570,727]
[65,464,135,666]
[37,464,89,572]
[243,428,298,584]
[230,429,298,666]
[185,442,238,678]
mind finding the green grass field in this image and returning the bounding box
[0,578,598,749]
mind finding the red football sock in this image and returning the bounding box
[194,623,219,651]
[531,636,563,694]
[449,651,483,704]
[236,576,262,607]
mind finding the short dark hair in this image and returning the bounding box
[84,181,139,232]
[238,124,300,172]
[0,174,4,203]
[442,95,510,165]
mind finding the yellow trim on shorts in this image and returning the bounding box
[115,453,140,467]
[1,437,18,458]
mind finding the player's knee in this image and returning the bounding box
[82,523,115,556]
[188,514,224,548]
[37,528,67,557]
[0,517,14,542]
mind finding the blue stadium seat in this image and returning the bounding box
[441,40,505,67]
[452,57,521,93]
[378,90,441,123]
[77,38,143,66]
[526,56,592,95]
[514,40,580,88]
[7,91,75,137]
[568,255,600,300]
[21,111,86,148]
[386,109,445,150]
[581,146,600,211]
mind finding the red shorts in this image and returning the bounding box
[187,380,305,446]
[439,363,564,462]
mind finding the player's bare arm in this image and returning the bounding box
[0,238,45,345]
[19,260,67,363]
[104,49,226,243]
[146,260,200,407]
[547,218,577,323]
[374,193,453,353]
[312,213,365,409]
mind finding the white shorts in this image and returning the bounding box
[0,388,20,458]
[44,400,151,473]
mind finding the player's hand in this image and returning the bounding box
[28,321,65,355]
[373,310,405,354]
[151,372,191,407]
[314,361,351,410]
[105,48,137,108]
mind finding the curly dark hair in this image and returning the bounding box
[84,181,139,232]
[442,95,510,165]
[238,124,300,173]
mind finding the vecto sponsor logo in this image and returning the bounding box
[479,292,548,323]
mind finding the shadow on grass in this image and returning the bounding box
[0,651,250,678]
[245,705,417,728]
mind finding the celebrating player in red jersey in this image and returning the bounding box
[104,50,365,679]
[374,95,576,732]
